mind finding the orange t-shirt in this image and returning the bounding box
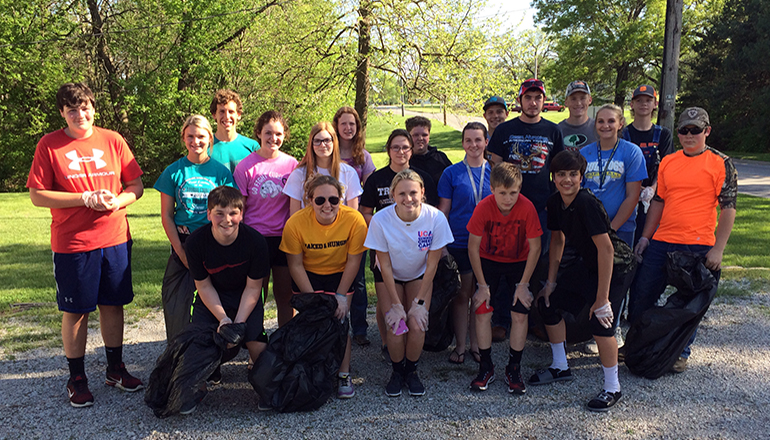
[26,127,143,253]
[653,148,737,246]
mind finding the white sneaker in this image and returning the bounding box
[337,374,355,399]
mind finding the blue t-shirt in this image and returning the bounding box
[154,157,236,232]
[487,118,564,214]
[437,160,492,248]
[579,139,647,233]
[210,134,260,173]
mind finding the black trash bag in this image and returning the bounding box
[624,251,718,379]
[144,322,246,418]
[423,254,461,352]
[249,293,348,413]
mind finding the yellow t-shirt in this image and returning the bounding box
[280,205,368,275]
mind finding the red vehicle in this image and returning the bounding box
[542,101,564,112]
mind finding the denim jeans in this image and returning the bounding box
[629,240,719,358]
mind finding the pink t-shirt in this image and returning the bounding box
[233,151,298,237]
[26,127,143,253]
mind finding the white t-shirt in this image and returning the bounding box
[282,163,363,208]
[365,204,454,281]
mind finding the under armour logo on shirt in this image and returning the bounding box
[66,149,107,171]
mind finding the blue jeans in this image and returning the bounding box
[629,240,719,358]
[350,252,369,336]
[616,229,635,248]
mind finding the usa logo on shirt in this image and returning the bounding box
[417,230,433,251]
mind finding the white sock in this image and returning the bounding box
[549,342,568,371]
[602,364,620,393]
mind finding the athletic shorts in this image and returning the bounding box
[264,235,288,267]
[370,262,424,285]
[481,258,530,315]
[54,240,134,313]
[447,246,472,274]
[291,271,354,295]
[191,293,268,343]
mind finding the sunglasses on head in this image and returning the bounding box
[678,126,705,135]
[313,196,340,206]
[522,79,544,88]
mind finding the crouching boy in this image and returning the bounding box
[185,186,270,377]
[467,163,542,394]
[531,151,636,412]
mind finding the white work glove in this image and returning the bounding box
[472,284,491,311]
[634,237,650,263]
[512,283,534,309]
[407,301,429,332]
[334,293,349,321]
[592,302,614,329]
[640,186,655,213]
[385,303,407,331]
[536,280,557,308]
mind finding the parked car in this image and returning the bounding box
[542,101,564,112]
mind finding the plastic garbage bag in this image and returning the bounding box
[144,322,246,417]
[249,293,348,413]
[423,254,461,352]
[624,251,718,379]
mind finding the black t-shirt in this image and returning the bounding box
[409,145,452,186]
[487,118,564,213]
[360,165,439,211]
[547,188,634,272]
[185,222,269,309]
[622,124,674,187]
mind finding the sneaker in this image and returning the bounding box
[405,371,425,396]
[179,402,198,415]
[671,356,688,373]
[105,363,144,392]
[470,368,495,391]
[615,326,625,348]
[66,375,94,408]
[207,366,222,386]
[504,365,526,395]
[337,374,355,399]
[584,327,625,354]
[257,398,273,411]
[586,390,622,412]
[385,371,404,397]
[584,340,599,354]
[353,334,371,347]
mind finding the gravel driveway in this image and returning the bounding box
[1,289,768,440]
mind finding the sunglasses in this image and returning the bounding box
[522,79,544,88]
[677,126,705,135]
[313,196,340,206]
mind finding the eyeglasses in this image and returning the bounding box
[312,138,333,146]
[390,146,412,153]
[313,196,340,206]
[677,126,705,135]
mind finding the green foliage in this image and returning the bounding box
[681,0,770,152]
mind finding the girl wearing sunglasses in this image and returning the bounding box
[280,175,368,399]
[364,169,453,397]
[283,122,362,215]
[233,110,298,327]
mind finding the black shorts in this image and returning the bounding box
[370,261,424,285]
[191,293,267,343]
[291,271,354,294]
[447,246,472,275]
[481,258,530,315]
[265,236,288,267]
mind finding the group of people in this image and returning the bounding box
[27,78,736,414]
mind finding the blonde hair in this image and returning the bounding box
[595,104,626,134]
[298,121,341,195]
[180,114,214,148]
[389,169,425,203]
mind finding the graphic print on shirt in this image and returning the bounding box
[504,135,552,173]
[564,134,589,152]
[177,176,219,216]
[484,220,527,259]
[251,172,288,199]
[584,158,625,191]
[66,149,107,170]
[417,230,433,251]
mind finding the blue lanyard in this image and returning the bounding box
[596,140,619,189]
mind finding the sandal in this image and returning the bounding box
[528,367,573,385]
[448,349,465,364]
[470,350,481,364]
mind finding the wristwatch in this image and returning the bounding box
[415,299,425,306]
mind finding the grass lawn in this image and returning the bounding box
[1,111,767,353]
[721,151,770,162]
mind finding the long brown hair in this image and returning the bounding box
[333,106,365,166]
[298,121,341,195]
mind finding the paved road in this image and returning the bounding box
[379,107,770,198]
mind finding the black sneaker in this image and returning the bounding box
[470,368,495,391]
[405,371,425,396]
[586,390,622,412]
[385,371,404,397]
[66,375,94,408]
[504,365,526,395]
[207,365,222,386]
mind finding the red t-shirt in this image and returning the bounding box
[26,127,143,253]
[467,194,542,263]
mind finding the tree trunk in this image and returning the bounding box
[613,63,631,106]
[355,1,372,137]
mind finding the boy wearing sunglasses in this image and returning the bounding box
[622,85,674,246]
[630,107,737,373]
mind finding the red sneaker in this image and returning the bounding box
[105,363,144,392]
[67,375,94,408]
[505,365,526,395]
[470,368,495,391]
